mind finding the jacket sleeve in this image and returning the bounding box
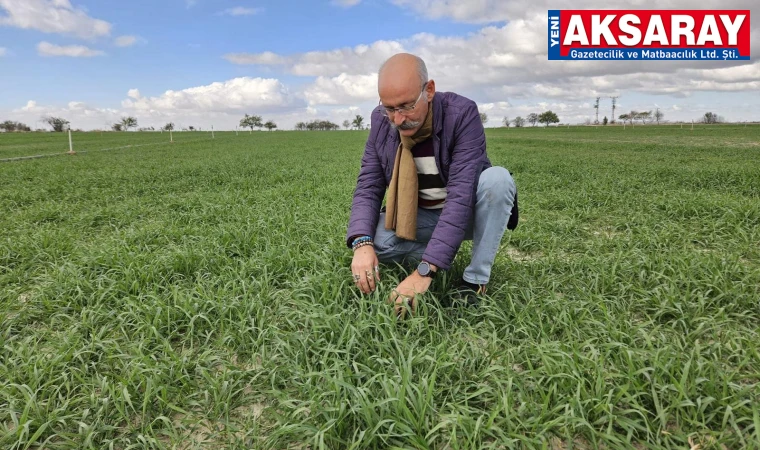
[422,102,486,269]
[346,110,387,247]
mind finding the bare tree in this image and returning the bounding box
[43,116,70,132]
[654,108,664,125]
[502,116,510,127]
[527,113,539,127]
[120,116,138,131]
[513,116,525,128]
[343,120,350,130]
[479,112,488,124]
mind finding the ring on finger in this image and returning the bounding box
[353,274,361,282]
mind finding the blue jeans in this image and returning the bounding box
[373,166,516,285]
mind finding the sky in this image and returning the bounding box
[0,0,758,131]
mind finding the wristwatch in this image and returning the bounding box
[417,261,437,278]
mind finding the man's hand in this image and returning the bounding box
[389,270,435,319]
[351,246,380,294]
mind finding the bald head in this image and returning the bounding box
[378,53,428,97]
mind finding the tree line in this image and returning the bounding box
[0,110,736,133]
[493,111,561,128]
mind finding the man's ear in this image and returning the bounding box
[426,79,436,101]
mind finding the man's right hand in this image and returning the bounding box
[351,246,380,294]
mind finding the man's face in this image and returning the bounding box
[378,77,434,137]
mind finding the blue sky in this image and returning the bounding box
[1,0,758,130]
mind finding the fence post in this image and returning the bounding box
[68,129,76,155]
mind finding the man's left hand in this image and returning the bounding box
[389,270,435,318]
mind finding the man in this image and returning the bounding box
[346,53,517,315]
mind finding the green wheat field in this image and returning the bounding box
[1,126,759,449]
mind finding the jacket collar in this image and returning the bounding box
[432,93,443,136]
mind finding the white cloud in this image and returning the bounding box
[11,99,122,130]
[0,0,111,39]
[224,51,288,65]
[226,40,405,77]
[114,35,138,47]
[21,100,38,111]
[332,0,361,6]
[37,41,105,57]
[303,73,378,105]
[218,7,262,16]
[120,77,300,114]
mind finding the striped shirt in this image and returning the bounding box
[412,138,446,209]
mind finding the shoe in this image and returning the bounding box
[451,280,487,307]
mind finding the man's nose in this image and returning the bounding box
[393,113,405,126]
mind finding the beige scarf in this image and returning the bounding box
[385,104,434,240]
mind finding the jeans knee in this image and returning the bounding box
[480,167,516,202]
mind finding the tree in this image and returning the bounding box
[527,113,539,127]
[239,114,263,132]
[635,111,652,125]
[303,120,340,131]
[352,115,364,130]
[264,120,277,131]
[502,116,510,127]
[618,113,630,124]
[120,116,138,131]
[654,109,664,125]
[514,117,525,128]
[295,122,307,131]
[0,120,31,132]
[538,111,560,127]
[112,123,123,132]
[43,116,70,132]
[188,126,195,131]
[343,120,350,130]
[163,122,175,131]
[703,112,721,124]
[479,112,488,124]
[602,116,608,126]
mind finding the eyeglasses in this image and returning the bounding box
[380,82,428,117]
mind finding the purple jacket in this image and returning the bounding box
[346,91,491,270]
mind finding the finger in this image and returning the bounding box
[358,274,372,294]
[373,264,381,282]
[365,269,376,292]
[353,272,367,294]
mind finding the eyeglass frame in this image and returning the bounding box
[379,82,429,117]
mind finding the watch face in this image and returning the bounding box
[418,261,430,276]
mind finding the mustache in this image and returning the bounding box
[389,119,421,131]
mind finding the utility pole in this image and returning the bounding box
[610,96,619,124]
